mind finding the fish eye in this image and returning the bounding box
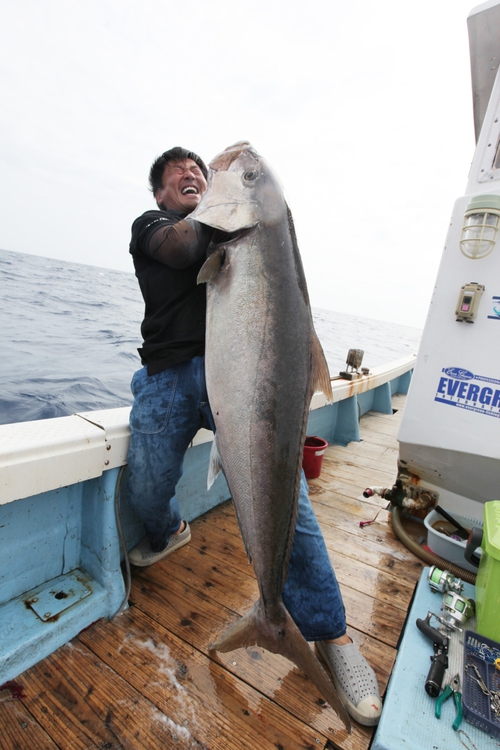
[244,170,258,181]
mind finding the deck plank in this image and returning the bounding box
[79,607,327,750]
[316,504,424,573]
[0,692,59,750]
[3,392,427,750]
[10,643,209,749]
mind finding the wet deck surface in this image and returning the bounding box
[0,393,425,749]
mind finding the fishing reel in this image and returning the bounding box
[428,566,475,632]
[428,566,464,595]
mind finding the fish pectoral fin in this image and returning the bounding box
[207,434,223,490]
[197,247,225,284]
[312,332,333,402]
[211,599,351,733]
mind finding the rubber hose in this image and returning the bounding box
[112,464,132,619]
[391,506,477,585]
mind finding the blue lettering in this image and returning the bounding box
[466,384,480,401]
[480,387,493,406]
[437,374,500,413]
[437,377,447,395]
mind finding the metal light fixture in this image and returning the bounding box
[460,194,500,259]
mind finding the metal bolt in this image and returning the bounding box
[106,444,111,451]
[104,460,109,466]
[44,613,51,618]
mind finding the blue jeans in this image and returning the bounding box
[126,357,346,641]
[284,472,346,640]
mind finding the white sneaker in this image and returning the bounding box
[316,638,382,726]
[129,522,191,567]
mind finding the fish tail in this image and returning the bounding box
[209,602,261,652]
[210,599,351,733]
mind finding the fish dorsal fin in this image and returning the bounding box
[312,332,333,402]
[197,248,225,285]
[207,434,224,489]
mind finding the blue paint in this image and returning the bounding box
[306,371,412,447]
[357,384,393,418]
[335,396,361,446]
[373,382,393,414]
[306,402,339,445]
[0,467,125,684]
[394,369,412,395]
[0,484,84,606]
[1,570,109,684]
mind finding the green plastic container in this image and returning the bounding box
[476,500,500,642]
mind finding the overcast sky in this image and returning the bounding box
[0,0,481,329]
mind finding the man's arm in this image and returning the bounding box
[147,219,213,269]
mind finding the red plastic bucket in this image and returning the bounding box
[302,436,328,479]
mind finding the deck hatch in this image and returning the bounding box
[24,569,92,622]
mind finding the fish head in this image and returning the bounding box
[190,141,285,232]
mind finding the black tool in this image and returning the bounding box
[434,506,470,540]
[464,526,483,568]
[416,613,450,697]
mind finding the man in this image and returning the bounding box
[126,146,382,726]
[127,147,211,562]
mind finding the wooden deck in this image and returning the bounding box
[0,393,425,750]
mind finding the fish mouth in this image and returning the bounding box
[210,226,254,246]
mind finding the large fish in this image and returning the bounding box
[192,142,350,732]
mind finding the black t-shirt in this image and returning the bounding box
[129,209,207,375]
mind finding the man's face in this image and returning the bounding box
[155,158,207,213]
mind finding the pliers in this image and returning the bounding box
[435,673,463,730]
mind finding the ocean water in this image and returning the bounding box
[0,248,422,426]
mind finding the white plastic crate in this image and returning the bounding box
[424,509,482,573]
